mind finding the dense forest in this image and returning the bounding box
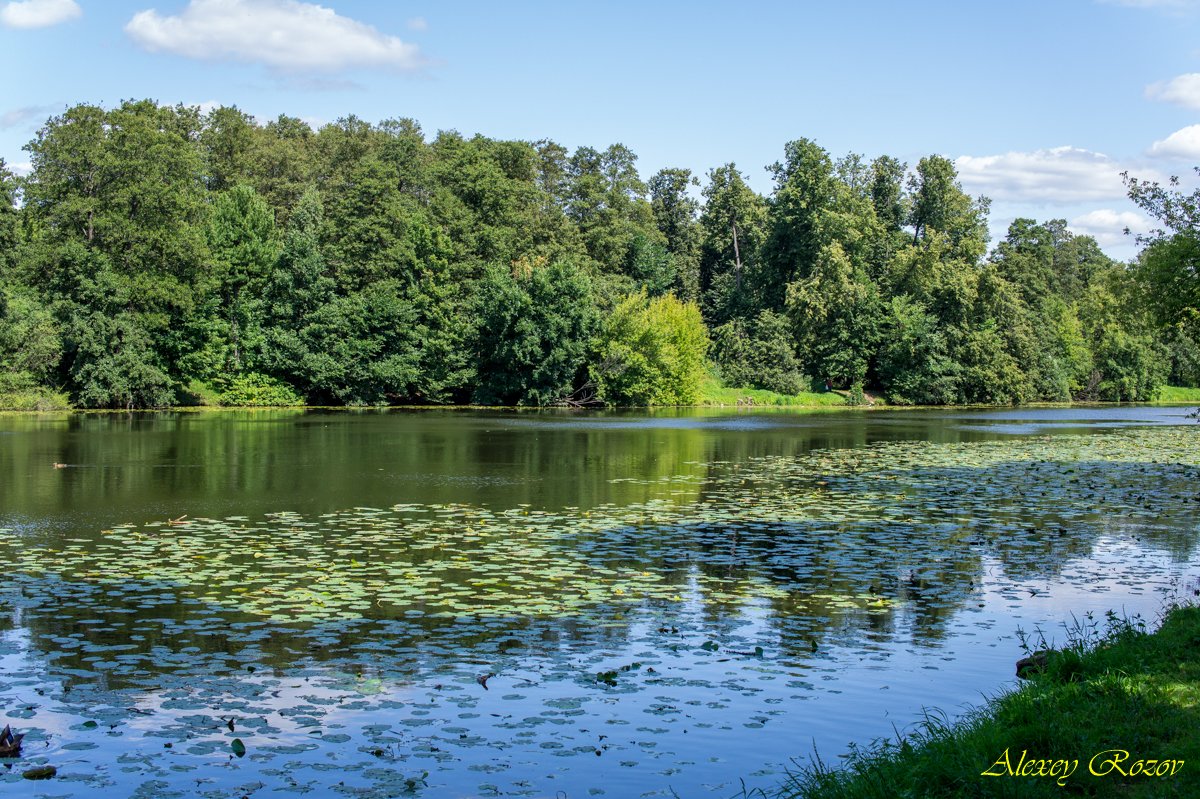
[0,100,1196,409]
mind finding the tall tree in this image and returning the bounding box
[566,144,659,272]
[648,167,701,300]
[785,242,883,388]
[907,155,990,262]
[21,101,209,406]
[251,115,316,226]
[195,184,279,378]
[698,163,767,322]
[201,105,258,193]
[761,138,840,306]
[260,187,335,399]
[870,155,907,232]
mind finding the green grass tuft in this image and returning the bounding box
[1154,385,1200,403]
[770,605,1200,799]
[0,388,72,411]
[697,373,852,408]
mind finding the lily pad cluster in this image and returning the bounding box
[1,424,1198,798]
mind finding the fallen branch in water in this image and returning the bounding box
[0,724,24,757]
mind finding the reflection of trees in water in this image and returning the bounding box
[882,459,1200,579]
[6,420,1200,704]
[6,516,987,695]
[2,408,1073,539]
[7,576,644,692]
[1,410,722,531]
[660,522,979,646]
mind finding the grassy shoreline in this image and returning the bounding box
[695,374,853,407]
[2,384,1199,412]
[1155,386,1200,403]
[770,605,1200,798]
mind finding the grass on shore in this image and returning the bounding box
[0,388,72,411]
[1155,385,1200,403]
[771,605,1200,799]
[697,374,852,408]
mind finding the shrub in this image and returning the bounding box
[592,292,708,406]
[711,310,807,395]
[219,372,305,407]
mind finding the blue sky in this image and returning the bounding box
[3,0,1200,260]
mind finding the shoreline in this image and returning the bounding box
[1,395,1199,415]
[769,604,1200,799]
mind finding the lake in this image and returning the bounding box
[2,406,1198,797]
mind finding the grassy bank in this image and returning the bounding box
[3,382,1197,412]
[0,388,72,411]
[773,605,1200,798]
[697,374,853,407]
[1155,385,1200,403]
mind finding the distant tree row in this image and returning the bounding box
[0,100,1192,409]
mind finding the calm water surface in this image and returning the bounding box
[1,406,1198,797]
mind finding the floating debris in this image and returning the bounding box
[22,765,56,780]
[0,725,23,757]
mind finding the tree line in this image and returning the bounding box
[0,100,1194,409]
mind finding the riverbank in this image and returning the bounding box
[1156,385,1200,403]
[3,384,1199,412]
[0,388,71,411]
[695,375,854,407]
[772,604,1200,798]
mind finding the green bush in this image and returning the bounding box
[1090,327,1164,402]
[592,292,709,406]
[218,372,304,407]
[471,261,597,405]
[711,310,807,395]
[0,388,72,411]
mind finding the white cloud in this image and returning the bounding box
[1148,124,1200,159]
[406,16,427,32]
[1099,0,1199,9]
[955,146,1128,205]
[1145,73,1200,109]
[277,75,361,92]
[0,0,80,28]
[1069,209,1152,247]
[125,0,426,72]
[7,161,32,177]
[198,100,222,115]
[0,104,56,129]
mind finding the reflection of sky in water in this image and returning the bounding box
[2,416,1199,797]
[935,406,1192,435]
[955,422,1161,435]
[493,415,787,431]
[946,407,1191,426]
[493,405,1195,435]
[2,539,1191,799]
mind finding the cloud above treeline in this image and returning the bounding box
[0,0,80,28]
[1145,73,1200,109]
[0,104,57,129]
[955,146,1128,205]
[1098,0,1200,10]
[1068,208,1152,248]
[125,0,426,72]
[1149,124,1200,159]
[952,145,1161,257]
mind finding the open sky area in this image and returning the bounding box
[3,0,1200,260]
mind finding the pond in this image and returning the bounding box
[1,406,1198,797]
